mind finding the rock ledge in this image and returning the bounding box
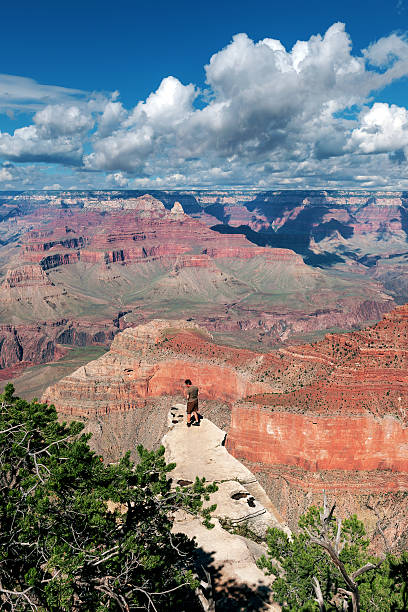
[164,404,286,610]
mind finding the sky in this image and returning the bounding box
[0,0,408,190]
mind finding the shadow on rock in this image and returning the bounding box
[195,548,274,611]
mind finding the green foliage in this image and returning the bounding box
[258,504,407,611]
[0,384,217,610]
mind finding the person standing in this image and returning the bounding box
[184,379,199,427]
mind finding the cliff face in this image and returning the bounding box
[42,320,275,417]
[0,319,119,373]
[226,304,408,478]
[43,308,408,484]
[227,408,408,472]
[0,324,55,370]
[42,309,408,549]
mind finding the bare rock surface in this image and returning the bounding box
[164,405,285,610]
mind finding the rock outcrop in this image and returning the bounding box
[43,308,408,477]
[224,304,408,545]
[43,308,408,549]
[0,263,73,323]
[170,201,184,217]
[42,320,275,416]
[227,303,408,474]
[165,405,283,610]
[2,265,53,288]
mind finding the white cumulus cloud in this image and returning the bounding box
[43,183,63,190]
[0,103,94,164]
[1,23,408,188]
[0,167,13,182]
[348,103,408,154]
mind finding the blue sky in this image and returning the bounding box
[0,0,408,190]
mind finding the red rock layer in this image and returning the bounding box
[227,407,408,472]
[18,202,302,270]
[43,306,408,483]
[42,320,275,417]
[226,303,408,475]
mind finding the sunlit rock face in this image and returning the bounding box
[44,307,408,476]
[42,319,276,416]
[42,308,408,551]
[227,303,408,474]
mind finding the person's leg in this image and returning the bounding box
[186,402,192,427]
[191,400,200,425]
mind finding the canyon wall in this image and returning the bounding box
[18,198,283,269]
[43,308,408,477]
[227,406,408,472]
[0,324,56,370]
[42,306,408,549]
[0,319,119,373]
[42,320,275,417]
[226,304,408,474]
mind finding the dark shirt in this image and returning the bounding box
[187,385,198,400]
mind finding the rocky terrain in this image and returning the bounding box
[165,406,283,610]
[0,192,395,387]
[42,307,408,551]
[0,319,116,378]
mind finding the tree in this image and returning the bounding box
[258,493,407,612]
[0,384,217,611]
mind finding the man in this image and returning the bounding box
[184,379,199,427]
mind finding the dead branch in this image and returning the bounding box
[312,576,325,611]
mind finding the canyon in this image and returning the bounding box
[42,305,408,551]
[0,191,396,385]
[0,318,117,376]
[2,189,408,552]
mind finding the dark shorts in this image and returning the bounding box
[187,399,198,414]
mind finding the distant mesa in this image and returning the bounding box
[122,194,166,216]
[81,193,167,215]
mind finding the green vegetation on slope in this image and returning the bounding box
[0,384,216,611]
[258,500,408,611]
